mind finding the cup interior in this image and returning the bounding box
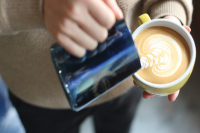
[132,19,196,89]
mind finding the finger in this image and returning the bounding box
[78,12,108,43]
[88,0,116,29]
[163,16,181,25]
[143,91,155,99]
[168,90,180,102]
[45,13,98,52]
[183,26,191,33]
[133,80,138,86]
[56,33,86,58]
[72,25,98,51]
[64,2,108,43]
[58,19,98,51]
[103,0,123,20]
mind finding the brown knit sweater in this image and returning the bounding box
[0,0,193,109]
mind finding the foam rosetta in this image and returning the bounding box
[135,26,190,84]
[139,34,182,77]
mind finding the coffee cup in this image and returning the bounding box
[132,14,196,96]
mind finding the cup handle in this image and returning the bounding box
[133,14,151,86]
[138,13,151,26]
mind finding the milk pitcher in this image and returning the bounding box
[50,19,141,111]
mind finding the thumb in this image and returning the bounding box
[183,26,191,33]
[103,0,123,20]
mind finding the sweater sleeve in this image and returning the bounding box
[142,0,193,26]
[0,0,44,35]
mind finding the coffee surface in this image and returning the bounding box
[135,26,190,84]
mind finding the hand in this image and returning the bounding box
[134,15,191,101]
[43,0,123,57]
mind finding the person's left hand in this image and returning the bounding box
[134,15,191,102]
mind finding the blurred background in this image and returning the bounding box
[80,0,200,133]
[0,0,199,133]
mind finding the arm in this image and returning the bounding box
[142,0,193,26]
[0,0,123,57]
[0,0,44,35]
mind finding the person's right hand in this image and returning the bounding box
[43,0,123,57]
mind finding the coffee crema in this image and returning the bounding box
[135,26,190,84]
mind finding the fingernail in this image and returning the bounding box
[145,97,150,99]
[184,25,191,32]
[145,96,154,99]
[187,26,191,32]
[149,95,155,98]
[169,97,175,102]
[115,5,123,19]
[170,99,176,102]
[188,27,191,32]
[118,10,123,19]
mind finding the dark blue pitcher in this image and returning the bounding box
[50,19,141,111]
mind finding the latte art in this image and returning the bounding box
[135,27,190,84]
[139,34,182,77]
